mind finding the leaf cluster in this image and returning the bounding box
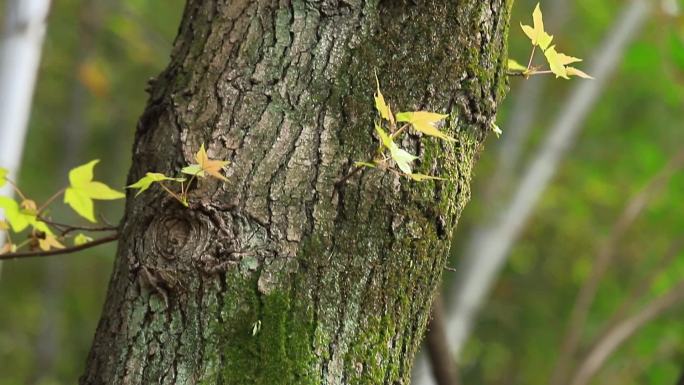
[508,3,592,79]
[0,144,230,257]
[348,76,452,182]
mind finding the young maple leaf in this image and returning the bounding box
[521,3,553,50]
[374,74,394,124]
[64,160,125,223]
[375,124,418,175]
[396,111,454,142]
[0,196,36,232]
[544,46,591,79]
[33,221,64,251]
[181,144,229,182]
[127,172,186,196]
[74,233,94,246]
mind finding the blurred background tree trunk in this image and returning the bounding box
[79,1,511,384]
[0,0,52,273]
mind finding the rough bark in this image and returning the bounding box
[81,1,511,384]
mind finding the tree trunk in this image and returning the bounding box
[81,1,510,384]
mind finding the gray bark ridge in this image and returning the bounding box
[81,1,510,384]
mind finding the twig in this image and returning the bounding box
[37,217,119,236]
[568,281,684,385]
[550,149,684,385]
[426,295,460,385]
[0,233,119,261]
[37,188,65,215]
[589,238,683,346]
[335,165,365,187]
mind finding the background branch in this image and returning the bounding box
[0,233,119,261]
[568,281,684,385]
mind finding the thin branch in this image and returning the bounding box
[0,233,119,261]
[568,281,684,385]
[426,295,460,385]
[38,217,119,236]
[335,165,366,187]
[589,238,684,347]
[36,188,65,215]
[550,149,684,385]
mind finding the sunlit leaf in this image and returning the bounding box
[20,199,37,213]
[395,111,454,142]
[544,46,569,79]
[544,46,590,80]
[492,122,503,138]
[521,3,553,50]
[508,59,528,72]
[0,196,35,232]
[375,124,418,175]
[31,221,64,251]
[39,236,65,251]
[566,66,594,79]
[64,160,125,222]
[127,172,186,196]
[182,144,229,182]
[180,164,204,177]
[409,173,446,182]
[74,233,94,246]
[374,74,394,123]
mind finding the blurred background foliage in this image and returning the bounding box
[0,0,682,384]
[0,1,183,383]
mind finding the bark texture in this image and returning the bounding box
[81,1,511,384]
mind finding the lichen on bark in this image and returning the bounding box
[81,1,512,384]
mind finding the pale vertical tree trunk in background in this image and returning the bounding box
[444,0,650,363]
[0,0,52,263]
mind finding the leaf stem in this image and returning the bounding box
[3,178,27,201]
[37,188,66,215]
[158,182,186,206]
[390,124,410,140]
[37,217,119,236]
[335,165,365,187]
[527,44,537,71]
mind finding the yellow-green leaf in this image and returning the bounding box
[0,167,7,188]
[409,173,447,182]
[0,196,36,232]
[180,164,204,177]
[128,172,186,196]
[374,74,393,123]
[521,3,553,50]
[508,59,528,72]
[64,160,124,222]
[544,46,569,79]
[395,111,454,142]
[74,233,94,246]
[566,66,593,79]
[556,52,582,66]
[375,124,417,175]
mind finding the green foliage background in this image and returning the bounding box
[0,0,683,384]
